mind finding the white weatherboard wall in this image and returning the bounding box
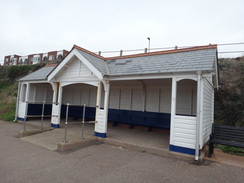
[62,84,97,107]
[18,83,27,118]
[109,79,172,113]
[200,77,214,148]
[28,83,53,103]
[54,56,98,83]
[173,115,196,149]
[170,77,198,153]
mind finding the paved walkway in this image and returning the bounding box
[20,119,170,152]
[19,119,244,167]
[1,120,244,183]
[205,148,244,168]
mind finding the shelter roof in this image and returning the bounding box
[20,44,218,81]
[19,65,56,81]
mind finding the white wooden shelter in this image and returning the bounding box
[16,44,219,160]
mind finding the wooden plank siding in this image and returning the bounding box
[29,83,53,104]
[173,115,196,149]
[200,78,214,148]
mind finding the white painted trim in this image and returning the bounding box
[61,81,99,87]
[170,77,177,145]
[214,57,219,88]
[20,81,51,84]
[105,72,205,81]
[103,81,110,133]
[176,76,197,82]
[195,71,202,161]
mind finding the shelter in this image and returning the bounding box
[16,44,219,160]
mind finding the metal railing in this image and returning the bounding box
[23,101,53,131]
[63,103,95,143]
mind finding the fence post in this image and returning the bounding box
[63,103,69,142]
[81,104,86,139]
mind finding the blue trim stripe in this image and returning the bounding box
[51,123,60,128]
[18,117,26,121]
[94,131,107,138]
[170,145,199,156]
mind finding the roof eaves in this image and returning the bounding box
[107,68,215,78]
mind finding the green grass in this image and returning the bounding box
[0,81,18,121]
[219,145,244,156]
[0,102,16,121]
[0,64,45,122]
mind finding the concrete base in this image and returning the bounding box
[57,137,100,152]
[19,128,53,138]
[99,138,201,163]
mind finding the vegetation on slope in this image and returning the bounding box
[0,64,45,121]
[215,57,244,127]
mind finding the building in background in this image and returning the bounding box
[3,50,69,66]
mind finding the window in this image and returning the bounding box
[176,79,197,116]
[43,57,48,63]
[49,55,54,61]
[57,54,63,62]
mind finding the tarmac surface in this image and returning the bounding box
[0,120,244,183]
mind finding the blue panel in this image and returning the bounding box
[61,105,96,121]
[170,145,198,155]
[94,131,106,138]
[108,108,171,129]
[17,117,25,121]
[27,104,52,116]
[51,123,60,128]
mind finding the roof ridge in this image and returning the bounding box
[73,44,105,60]
[104,44,217,60]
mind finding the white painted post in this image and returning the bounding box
[95,81,102,118]
[103,81,110,134]
[94,81,102,135]
[170,77,177,146]
[51,82,62,128]
[195,71,202,161]
[94,81,110,138]
[24,83,30,120]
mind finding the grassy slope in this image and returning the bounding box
[0,64,45,121]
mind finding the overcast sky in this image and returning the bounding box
[1,0,244,64]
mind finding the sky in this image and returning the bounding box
[1,0,244,64]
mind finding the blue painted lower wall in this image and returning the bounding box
[28,104,52,115]
[17,117,25,121]
[170,145,200,156]
[108,109,170,129]
[51,123,60,128]
[26,104,171,129]
[94,131,106,138]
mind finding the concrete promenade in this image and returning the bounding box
[0,120,244,183]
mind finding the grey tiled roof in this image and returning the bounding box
[78,50,107,75]
[20,46,217,81]
[105,48,216,76]
[20,66,55,81]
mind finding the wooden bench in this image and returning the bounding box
[208,124,244,157]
